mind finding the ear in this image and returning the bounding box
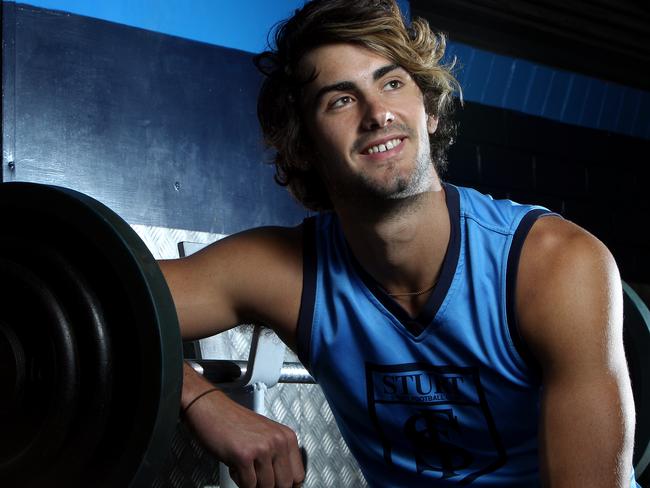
[427,115,439,134]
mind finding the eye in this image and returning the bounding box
[384,79,404,91]
[329,95,354,109]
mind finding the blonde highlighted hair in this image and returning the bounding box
[255,0,460,211]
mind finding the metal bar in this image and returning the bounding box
[279,362,316,384]
[188,359,316,385]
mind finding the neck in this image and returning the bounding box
[335,184,450,314]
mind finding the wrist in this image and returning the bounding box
[181,360,219,409]
[182,387,221,416]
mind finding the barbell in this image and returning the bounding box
[0,182,649,487]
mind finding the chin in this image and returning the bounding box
[363,179,414,201]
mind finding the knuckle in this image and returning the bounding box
[271,430,289,448]
[232,446,256,465]
[282,425,297,439]
[286,429,299,447]
[278,425,298,446]
[256,438,276,458]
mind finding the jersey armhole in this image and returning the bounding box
[296,216,317,372]
[506,209,557,378]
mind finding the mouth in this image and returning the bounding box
[361,137,405,155]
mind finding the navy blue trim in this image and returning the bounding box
[346,185,461,337]
[420,184,461,325]
[505,208,553,377]
[296,217,317,371]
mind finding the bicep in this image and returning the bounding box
[539,367,633,486]
[517,218,635,486]
[159,226,303,342]
[159,246,241,340]
[539,331,634,486]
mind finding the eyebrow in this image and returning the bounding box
[311,63,402,107]
[373,63,400,81]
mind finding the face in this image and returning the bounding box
[300,43,439,207]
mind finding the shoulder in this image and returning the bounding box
[515,216,623,368]
[519,216,616,276]
[222,225,306,346]
[203,223,304,298]
[517,216,619,296]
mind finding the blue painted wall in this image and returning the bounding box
[1,0,410,53]
[2,3,309,233]
[445,42,650,140]
[2,0,303,53]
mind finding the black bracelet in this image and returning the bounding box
[182,387,220,416]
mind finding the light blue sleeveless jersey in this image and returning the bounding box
[296,184,639,487]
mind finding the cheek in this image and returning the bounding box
[311,120,349,156]
[303,118,331,158]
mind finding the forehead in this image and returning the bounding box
[300,43,398,90]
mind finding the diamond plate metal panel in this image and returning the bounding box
[134,224,367,487]
[130,224,225,261]
[268,384,368,487]
[153,421,220,488]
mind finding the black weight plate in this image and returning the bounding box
[623,282,650,479]
[0,320,26,414]
[1,242,114,484]
[0,182,182,488]
[0,258,80,476]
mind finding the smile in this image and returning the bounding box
[365,138,403,155]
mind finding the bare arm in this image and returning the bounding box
[158,225,303,347]
[159,225,305,488]
[517,217,635,487]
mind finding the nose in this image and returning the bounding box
[361,97,395,131]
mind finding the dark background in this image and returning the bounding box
[449,102,650,283]
[411,0,650,92]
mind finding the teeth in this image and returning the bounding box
[366,138,402,154]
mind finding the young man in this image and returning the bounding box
[160,0,638,486]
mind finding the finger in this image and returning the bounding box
[288,442,306,485]
[272,448,293,488]
[254,455,275,488]
[230,464,256,488]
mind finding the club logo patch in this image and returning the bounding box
[365,363,506,484]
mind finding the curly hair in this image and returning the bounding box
[254,0,460,211]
